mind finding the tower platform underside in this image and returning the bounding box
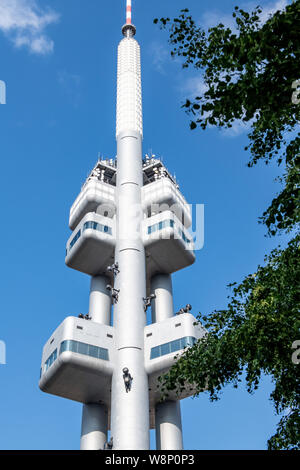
[39,314,206,429]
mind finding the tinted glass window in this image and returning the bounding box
[59,340,109,361]
[170,339,181,353]
[150,337,196,360]
[161,342,170,356]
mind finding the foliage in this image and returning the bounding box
[154,2,300,449]
[158,236,300,449]
[261,160,300,236]
[155,2,300,236]
[268,409,300,450]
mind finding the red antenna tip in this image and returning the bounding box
[126,0,132,25]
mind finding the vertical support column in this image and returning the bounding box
[155,401,183,450]
[89,275,111,325]
[151,273,174,323]
[79,275,111,450]
[151,273,184,450]
[80,404,108,450]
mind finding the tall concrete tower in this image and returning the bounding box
[39,1,205,450]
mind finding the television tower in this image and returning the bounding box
[39,0,205,450]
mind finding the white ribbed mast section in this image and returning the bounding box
[110,0,149,449]
[116,2,142,138]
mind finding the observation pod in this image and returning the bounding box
[143,211,195,279]
[39,317,114,405]
[69,177,116,231]
[39,0,204,451]
[142,175,192,228]
[65,212,116,276]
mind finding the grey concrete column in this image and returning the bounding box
[155,401,183,450]
[151,273,183,450]
[80,403,108,450]
[80,276,111,450]
[89,275,111,325]
[151,273,174,323]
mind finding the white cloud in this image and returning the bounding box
[180,77,255,137]
[201,11,236,31]
[258,0,289,23]
[183,76,208,99]
[220,118,254,138]
[148,41,170,74]
[201,0,288,30]
[0,0,59,55]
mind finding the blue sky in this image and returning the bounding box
[0,0,292,450]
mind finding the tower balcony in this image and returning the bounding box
[39,316,114,406]
[142,211,195,279]
[69,178,116,231]
[142,178,192,228]
[144,313,206,428]
[65,212,116,276]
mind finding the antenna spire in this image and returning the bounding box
[126,0,132,25]
[122,0,136,37]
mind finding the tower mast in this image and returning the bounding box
[111,0,150,449]
[39,0,202,452]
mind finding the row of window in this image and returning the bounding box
[44,349,57,373]
[83,221,112,235]
[69,230,81,250]
[147,219,192,244]
[148,219,175,234]
[42,340,109,376]
[150,336,197,360]
[69,219,190,252]
[178,228,191,244]
[68,221,112,252]
[42,336,197,374]
[60,339,109,361]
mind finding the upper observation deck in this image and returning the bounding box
[142,156,192,227]
[66,155,195,278]
[66,212,116,276]
[69,159,117,230]
[143,211,195,279]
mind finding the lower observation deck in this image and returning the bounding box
[39,314,205,429]
[39,316,114,406]
[65,212,116,276]
[144,313,206,428]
